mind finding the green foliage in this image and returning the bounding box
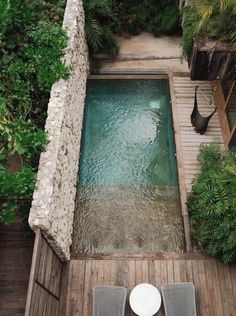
[0,166,36,225]
[0,1,68,227]
[83,0,180,56]
[0,159,37,227]
[187,143,236,264]
[0,202,17,225]
[83,0,120,56]
[0,166,36,199]
[116,0,180,36]
[182,0,236,60]
[0,118,48,164]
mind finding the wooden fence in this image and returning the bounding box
[25,229,64,315]
[190,37,236,81]
[214,80,236,148]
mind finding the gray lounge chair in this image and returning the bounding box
[161,283,197,316]
[93,286,127,316]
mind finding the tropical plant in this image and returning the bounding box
[0,0,69,227]
[83,0,120,57]
[187,143,236,264]
[83,0,180,56]
[182,0,236,60]
[117,0,180,37]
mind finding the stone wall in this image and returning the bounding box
[28,0,89,260]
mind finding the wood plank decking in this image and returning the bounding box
[169,75,224,251]
[63,256,236,316]
[0,220,34,316]
[172,76,223,194]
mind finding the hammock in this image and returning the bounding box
[191,86,217,135]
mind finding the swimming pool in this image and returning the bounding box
[72,79,184,254]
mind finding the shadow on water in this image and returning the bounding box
[71,80,185,254]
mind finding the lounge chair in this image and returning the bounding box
[191,86,216,135]
[93,286,127,316]
[161,283,197,316]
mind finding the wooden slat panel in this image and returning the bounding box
[214,81,231,147]
[25,230,63,316]
[30,283,59,316]
[36,236,63,298]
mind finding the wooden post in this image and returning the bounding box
[213,81,231,148]
[25,229,41,316]
[179,0,184,10]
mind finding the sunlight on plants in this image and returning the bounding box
[187,143,236,264]
[182,0,236,60]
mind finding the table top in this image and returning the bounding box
[129,283,161,316]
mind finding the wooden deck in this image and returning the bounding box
[0,220,34,316]
[62,255,236,316]
[172,76,223,194]
[169,75,224,250]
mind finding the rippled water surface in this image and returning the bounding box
[72,80,185,254]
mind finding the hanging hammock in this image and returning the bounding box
[190,86,217,135]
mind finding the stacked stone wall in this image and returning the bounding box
[29,0,89,260]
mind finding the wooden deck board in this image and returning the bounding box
[64,257,236,316]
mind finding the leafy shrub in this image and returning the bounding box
[182,0,236,60]
[0,0,68,227]
[187,143,236,264]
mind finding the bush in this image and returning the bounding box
[0,0,68,227]
[187,143,236,264]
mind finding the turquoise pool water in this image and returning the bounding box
[72,79,185,254]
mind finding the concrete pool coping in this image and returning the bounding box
[90,68,189,76]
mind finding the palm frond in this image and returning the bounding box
[195,4,213,33]
[100,25,120,56]
[85,18,103,52]
[84,0,113,17]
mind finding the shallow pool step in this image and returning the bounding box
[72,190,184,255]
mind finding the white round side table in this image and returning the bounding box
[129,283,161,316]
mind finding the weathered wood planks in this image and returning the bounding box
[25,230,63,316]
[189,37,236,81]
[64,257,236,316]
[172,76,223,195]
[0,222,34,316]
